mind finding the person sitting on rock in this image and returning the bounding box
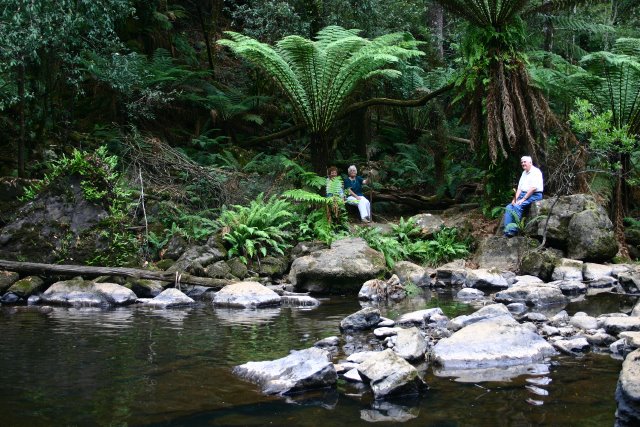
[344,165,371,223]
[503,155,543,237]
[325,166,344,199]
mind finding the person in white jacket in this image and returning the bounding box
[503,156,544,237]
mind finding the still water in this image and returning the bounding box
[0,290,629,426]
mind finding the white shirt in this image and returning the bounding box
[518,165,543,194]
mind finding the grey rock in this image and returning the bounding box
[289,238,386,293]
[602,317,640,335]
[475,236,538,271]
[583,263,614,281]
[551,258,584,281]
[411,213,445,237]
[553,337,590,355]
[432,317,556,369]
[340,307,381,332]
[393,261,431,287]
[456,288,485,300]
[448,303,512,332]
[41,278,136,306]
[357,349,425,398]
[389,327,428,361]
[558,280,587,295]
[395,308,445,328]
[360,401,419,423]
[213,281,281,308]
[465,268,509,290]
[138,288,195,308]
[315,336,340,348]
[233,347,336,395]
[495,283,568,307]
[6,276,45,300]
[570,313,598,330]
[616,349,640,426]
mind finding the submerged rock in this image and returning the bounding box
[233,347,336,395]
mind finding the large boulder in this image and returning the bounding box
[431,317,556,370]
[41,278,137,306]
[289,238,386,293]
[475,236,539,270]
[527,194,618,261]
[233,347,336,395]
[616,349,640,426]
[0,175,109,263]
[213,281,281,308]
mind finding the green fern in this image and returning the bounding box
[217,194,294,265]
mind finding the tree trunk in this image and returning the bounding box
[195,1,215,73]
[0,259,230,289]
[17,64,26,178]
[352,108,370,159]
[310,132,330,175]
[429,3,444,63]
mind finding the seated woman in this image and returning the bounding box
[325,166,344,199]
[344,165,371,223]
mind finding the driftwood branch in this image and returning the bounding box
[0,260,229,289]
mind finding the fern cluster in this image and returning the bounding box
[216,194,294,265]
[355,219,469,268]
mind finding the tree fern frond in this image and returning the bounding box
[548,15,615,34]
[282,189,331,205]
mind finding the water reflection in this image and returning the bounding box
[213,307,282,325]
[360,400,419,423]
[433,362,551,383]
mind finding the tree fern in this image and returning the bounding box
[218,26,424,172]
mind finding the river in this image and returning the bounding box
[0,289,630,426]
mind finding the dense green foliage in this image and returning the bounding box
[2,0,640,266]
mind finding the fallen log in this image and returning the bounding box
[372,190,455,211]
[0,259,230,289]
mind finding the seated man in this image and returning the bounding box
[503,156,544,237]
[344,165,371,223]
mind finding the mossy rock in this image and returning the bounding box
[156,258,176,270]
[258,256,289,278]
[7,276,45,298]
[227,257,248,279]
[0,271,20,294]
[519,249,561,282]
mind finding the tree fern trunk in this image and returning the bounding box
[310,132,330,175]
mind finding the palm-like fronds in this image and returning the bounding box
[437,0,531,27]
[566,38,640,134]
[218,26,424,135]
